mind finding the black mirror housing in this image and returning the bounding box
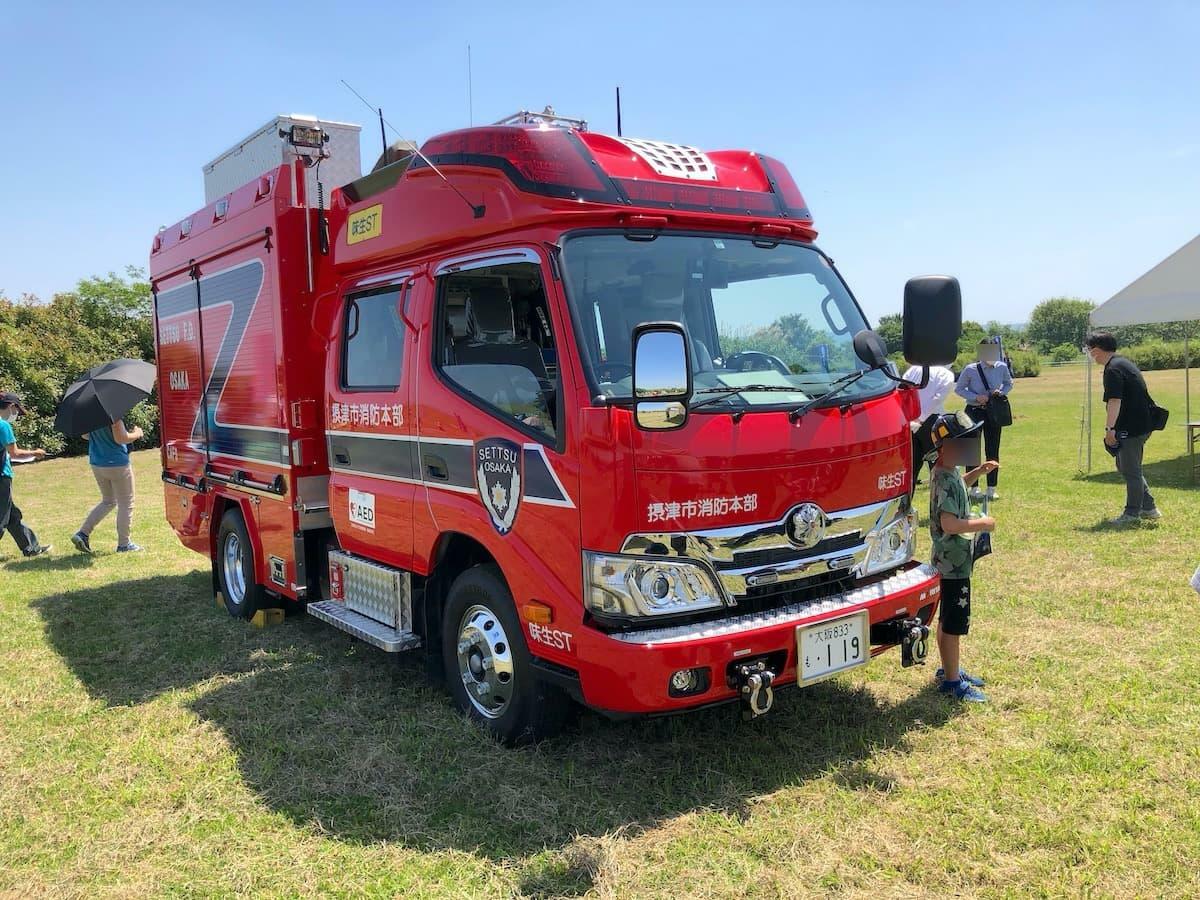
[903,275,962,366]
[852,329,890,369]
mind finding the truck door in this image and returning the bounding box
[326,278,416,570]
[418,249,581,626]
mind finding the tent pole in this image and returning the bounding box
[1186,324,1191,454]
[1086,349,1092,471]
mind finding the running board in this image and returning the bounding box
[307,600,422,652]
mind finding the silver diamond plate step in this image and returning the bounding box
[307,600,422,652]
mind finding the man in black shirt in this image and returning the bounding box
[1086,332,1160,525]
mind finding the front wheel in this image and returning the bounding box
[441,565,570,745]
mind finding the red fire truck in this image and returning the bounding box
[151,110,961,743]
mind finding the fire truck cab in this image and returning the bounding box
[151,110,961,743]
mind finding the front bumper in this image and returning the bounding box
[572,563,941,715]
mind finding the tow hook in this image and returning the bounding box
[734,660,776,719]
[900,618,930,668]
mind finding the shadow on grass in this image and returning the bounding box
[35,574,963,881]
[1077,450,1196,489]
[1074,519,1161,533]
[4,552,95,572]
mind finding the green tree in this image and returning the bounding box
[0,268,156,455]
[958,320,988,355]
[1027,297,1095,351]
[875,313,903,353]
[984,320,1028,348]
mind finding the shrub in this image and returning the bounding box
[1050,343,1081,363]
[1009,350,1041,377]
[1122,340,1195,372]
[952,350,1040,379]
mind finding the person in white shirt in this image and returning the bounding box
[903,364,955,488]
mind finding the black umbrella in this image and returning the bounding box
[54,358,157,437]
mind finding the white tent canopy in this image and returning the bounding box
[1091,233,1200,326]
[1084,232,1199,471]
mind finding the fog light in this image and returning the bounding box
[668,667,710,697]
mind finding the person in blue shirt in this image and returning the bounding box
[0,392,50,558]
[954,339,1014,500]
[71,417,144,554]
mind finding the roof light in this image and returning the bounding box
[757,155,812,222]
[416,126,619,202]
[613,178,779,216]
[282,123,328,150]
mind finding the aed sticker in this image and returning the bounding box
[528,622,574,654]
[347,203,383,245]
[348,488,376,529]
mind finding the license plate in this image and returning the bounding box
[797,611,869,685]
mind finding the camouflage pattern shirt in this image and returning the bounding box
[929,466,973,579]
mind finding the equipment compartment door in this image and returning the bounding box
[326,279,416,571]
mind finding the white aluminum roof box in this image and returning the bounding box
[202,114,362,204]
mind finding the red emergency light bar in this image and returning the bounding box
[415,126,813,224]
[416,127,618,202]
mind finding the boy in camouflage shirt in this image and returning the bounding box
[928,412,997,703]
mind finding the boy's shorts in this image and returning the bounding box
[939,577,971,635]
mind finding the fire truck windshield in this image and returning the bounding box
[561,233,892,410]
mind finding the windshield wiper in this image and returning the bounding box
[787,371,869,423]
[690,385,804,412]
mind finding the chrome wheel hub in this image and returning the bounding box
[222,532,246,604]
[456,604,515,719]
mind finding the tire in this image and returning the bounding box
[441,564,571,745]
[216,508,268,620]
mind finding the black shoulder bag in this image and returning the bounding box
[976,364,1013,428]
[1148,395,1170,432]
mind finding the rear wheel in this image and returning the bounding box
[216,509,267,620]
[442,565,570,744]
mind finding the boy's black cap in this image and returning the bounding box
[930,411,983,449]
[0,392,25,413]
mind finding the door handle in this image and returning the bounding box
[424,454,449,481]
[332,444,351,465]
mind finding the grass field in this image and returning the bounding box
[2,365,1199,898]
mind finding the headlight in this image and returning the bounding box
[584,553,728,618]
[858,508,916,577]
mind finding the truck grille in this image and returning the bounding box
[716,531,862,572]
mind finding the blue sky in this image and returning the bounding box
[4,1,1199,324]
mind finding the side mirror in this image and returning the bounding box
[632,322,691,431]
[903,275,962,365]
[852,329,890,369]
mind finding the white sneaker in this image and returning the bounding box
[987,489,1001,500]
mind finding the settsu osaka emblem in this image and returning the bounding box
[475,438,523,534]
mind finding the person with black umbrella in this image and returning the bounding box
[0,392,51,558]
[54,358,156,554]
[71,417,144,554]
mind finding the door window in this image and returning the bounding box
[342,288,405,391]
[435,260,559,440]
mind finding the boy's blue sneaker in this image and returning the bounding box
[116,543,143,553]
[72,531,93,554]
[935,667,985,687]
[938,679,987,703]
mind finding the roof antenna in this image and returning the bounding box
[467,44,474,126]
[616,86,623,136]
[340,79,485,219]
